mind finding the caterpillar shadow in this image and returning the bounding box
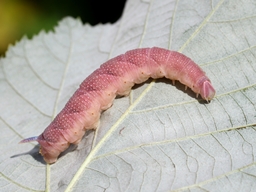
[11,145,45,164]
[131,77,210,104]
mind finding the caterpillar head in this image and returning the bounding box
[191,76,215,101]
[199,79,215,101]
[195,76,215,101]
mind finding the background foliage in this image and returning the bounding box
[0,0,126,56]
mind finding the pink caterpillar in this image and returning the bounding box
[20,47,215,164]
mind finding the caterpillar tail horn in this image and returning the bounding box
[19,136,38,143]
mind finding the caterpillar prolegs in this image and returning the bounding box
[20,47,215,164]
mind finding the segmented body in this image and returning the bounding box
[20,47,215,164]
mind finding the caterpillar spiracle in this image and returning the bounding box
[20,47,215,164]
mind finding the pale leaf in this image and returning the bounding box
[1,0,256,191]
